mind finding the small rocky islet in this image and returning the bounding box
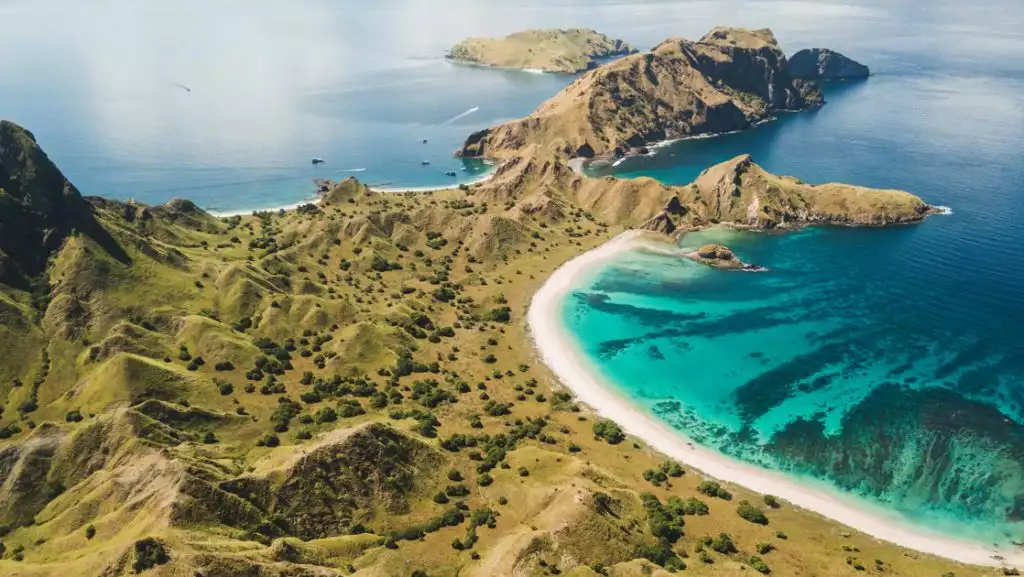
[789,48,870,80]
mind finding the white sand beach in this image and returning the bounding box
[527,230,1024,569]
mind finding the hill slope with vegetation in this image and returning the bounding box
[0,68,975,577]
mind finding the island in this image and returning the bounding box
[446,28,637,74]
[789,48,870,80]
[0,26,997,577]
[459,27,824,162]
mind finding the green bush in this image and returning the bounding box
[736,500,769,525]
[697,480,732,500]
[709,533,737,554]
[748,555,771,574]
[592,419,624,444]
[131,538,169,572]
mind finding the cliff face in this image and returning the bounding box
[447,28,637,74]
[790,48,870,80]
[0,121,126,285]
[458,27,822,161]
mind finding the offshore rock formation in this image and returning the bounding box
[790,48,870,80]
[447,28,636,74]
[687,244,744,269]
[458,27,823,161]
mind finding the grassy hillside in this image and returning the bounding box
[0,117,987,577]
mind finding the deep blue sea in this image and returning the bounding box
[3,0,1023,547]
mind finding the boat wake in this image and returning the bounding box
[343,168,367,172]
[441,106,480,125]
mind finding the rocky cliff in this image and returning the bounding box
[447,28,636,74]
[458,27,822,161]
[0,121,127,286]
[790,48,870,80]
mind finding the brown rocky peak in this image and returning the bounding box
[700,27,780,50]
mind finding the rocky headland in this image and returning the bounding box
[790,48,870,80]
[447,28,636,74]
[458,27,824,162]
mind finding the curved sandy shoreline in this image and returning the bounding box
[527,230,1023,569]
[208,165,498,218]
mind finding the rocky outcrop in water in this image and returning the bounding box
[458,27,823,161]
[789,48,869,80]
[447,28,637,74]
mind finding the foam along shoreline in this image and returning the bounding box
[208,165,498,217]
[527,230,1024,570]
[570,119,776,174]
[444,58,548,75]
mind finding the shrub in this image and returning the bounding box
[517,467,529,477]
[218,381,233,396]
[64,409,83,422]
[660,460,684,477]
[756,542,775,555]
[445,484,470,497]
[736,500,769,525]
[433,492,449,504]
[131,538,169,572]
[668,496,708,516]
[697,480,732,500]
[709,532,737,554]
[748,555,771,574]
[316,407,337,424]
[85,525,96,539]
[477,473,493,487]
[337,400,365,418]
[763,494,781,508]
[214,361,235,371]
[447,469,463,482]
[592,419,624,444]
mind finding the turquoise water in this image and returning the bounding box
[4,0,1023,546]
[561,5,1024,544]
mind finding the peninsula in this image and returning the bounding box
[459,28,824,162]
[447,28,637,74]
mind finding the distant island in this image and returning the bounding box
[447,28,637,74]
